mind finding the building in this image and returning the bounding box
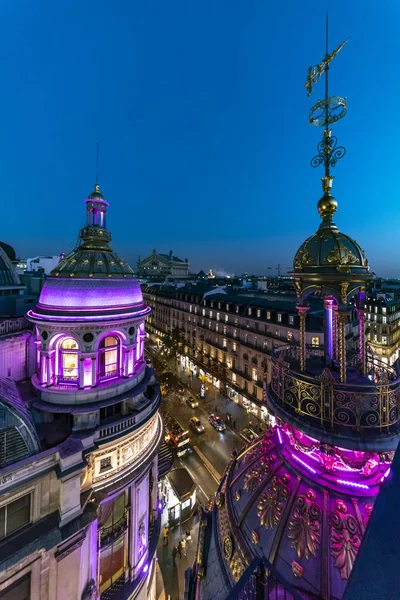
[137,249,190,280]
[186,35,400,600]
[366,290,400,366]
[26,255,62,274]
[0,184,163,600]
[144,284,359,424]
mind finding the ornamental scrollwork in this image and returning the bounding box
[328,246,359,266]
[288,489,321,560]
[243,457,271,493]
[257,475,290,529]
[330,499,361,580]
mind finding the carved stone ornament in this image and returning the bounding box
[223,534,234,560]
[292,561,304,578]
[257,475,290,530]
[330,499,361,580]
[251,530,259,545]
[216,492,225,508]
[340,282,349,303]
[327,246,359,267]
[235,489,241,501]
[137,515,147,561]
[288,489,321,560]
[243,457,271,493]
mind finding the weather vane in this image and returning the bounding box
[305,14,348,190]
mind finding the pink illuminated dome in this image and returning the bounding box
[31,184,147,320]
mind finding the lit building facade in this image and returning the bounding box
[137,249,190,280]
[145,285,358,423]
[0,185,163,600]
[366,292,400,366]
[187,35,400,600]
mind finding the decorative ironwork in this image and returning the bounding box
[243,458,271,493]
[270,355,400,433]
[309,97,347,128]
[100,511,128,548]
[330,499,361,580]
[288,489,321,560]
[310,128,346,170]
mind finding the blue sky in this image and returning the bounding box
[0,0,399,275]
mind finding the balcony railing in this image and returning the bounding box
[98,368,123,383]
[52,374,79,388]
[100,511,128,548]
[269,353,400,434]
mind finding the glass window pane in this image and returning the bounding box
[0,506,5,540]
[61,337,78,350]
[0,574,30,600]
[6,494,31,536]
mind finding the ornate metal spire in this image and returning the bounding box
[305,14,348,220]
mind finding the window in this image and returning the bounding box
[189,305,192,313]
[257,309,261,318]
[252,368,257,382]
[383,307,387,314]
[223,338,227,348]
[99,335,120,380]
[312,337,319,347]
[289,315,294,325]
[248,308,252,316]
[382,336,387,345]
[209,311,213,318]
[0,493,31,539]
[277,313,282,322]
[0,574,30,600]
[217,312,220,321]
[59,337,79,381]
[218,303,221,309]
[233,329,237,338]
[383,316,387,324]
[232,373,237,383]
[236,306,239,313]
[267,311,271,320]
[226,304,230,311]
[223,326,227,335]
[287,332,293,341]
[275,329,280,337]
[202,309,205,316]
[233,342,237,352]
[225,315,229,323]
[181,499,191,510]
[216,323,219,332]
[100,456,113,472]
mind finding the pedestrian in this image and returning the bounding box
[163,526,169,546]
[172,545,177,563]
[186,529,192,543]
[181,537,187,556]
[177,540,182,558]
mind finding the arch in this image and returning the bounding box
[98,334,122,382]
[57,336,80,384]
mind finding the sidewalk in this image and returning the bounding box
[156,512,199,600]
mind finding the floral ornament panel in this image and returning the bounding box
[288,489,321,560]
[257,475,290,530]
[243,457,271,493]
[330,500,361,580]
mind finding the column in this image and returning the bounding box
[338,312,348,383]
[357,308,367,375]
[124,347,130,377]
[332,304,338,361]
[91,356,97,387]
[296,306,309,372]
[79,357,85,389]
[45,355,51,386]
[324,297,334,367]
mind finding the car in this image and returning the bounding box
[189,417,205,433]
[239,427,258,443]
[209,413,226,432]
[186,397,198,408]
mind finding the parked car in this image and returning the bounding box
[239,428,257,443]
[189,417,205,433]
[186,396,199,408]
[209,414,226,432]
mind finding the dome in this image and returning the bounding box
[29,184,148,320]
[0,241,16,262]
[206,426,387,600]
[293,227,369,275]
[0,246,22,287]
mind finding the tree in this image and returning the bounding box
[163,327,186,360]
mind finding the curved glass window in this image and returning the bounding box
[99,335,120,381]
[59,337,79,383]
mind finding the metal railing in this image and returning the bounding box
[269,355,400,433]
[100,511,128,548]
[98,368,123,382]
[52,374,79,387]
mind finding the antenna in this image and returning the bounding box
[95,142,99,185]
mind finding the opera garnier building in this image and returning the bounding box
[187,36,400,600]
[0,185,163,599]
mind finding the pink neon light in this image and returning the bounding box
[380,467,391,483]
[38,278,143,310]
[27,307,150,322]
[336,479,369,490]
[293,454,317,474]
[276,428,283,444]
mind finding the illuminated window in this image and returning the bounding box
[217,312,220,321]
[233,342,237,352]
[202,309,205,316]
[223,338,227,348]
[382,336,387,345]
[252,368,257,382]
[312,337,319,347]
[209,311,213,318]
[277,313,282,322]
[267,311,271,320]
[99,335,120,380]
[248,308,252,316]
[383,307,387,314]
[225,314,229,322]
[226,304,230,311]
[189,305,192,312]
[236,306,239,313]
[383,316,387,324]
[59,337,79,381]
[287,331,293,341]
[257,309,261,318]
[232,373,237,383]
[289,315,294,325]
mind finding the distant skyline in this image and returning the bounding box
[1,0,399,276]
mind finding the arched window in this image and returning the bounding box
[59,337,79,383]
[99,335,120,381]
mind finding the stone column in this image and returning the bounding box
[324,297,334,367]
[79,357,85,389]
[91,356,97,387]
[332,304,338,361]
[338,312,348,383]
[45,355,51,386]
[296,306,309,372]
[357,308,367,375]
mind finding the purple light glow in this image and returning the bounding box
[380,467,391,482]
[293,454,317,474]
[158,501,162,511]
[276,428,283,444]
[336,479,369,490]
[28,306,150,322]
[38,278,143,310]
[143,563,149,574]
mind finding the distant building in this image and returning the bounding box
[137,249,190,280]
[26,255,61,274]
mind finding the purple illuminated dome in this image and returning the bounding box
[30,184,147,321]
